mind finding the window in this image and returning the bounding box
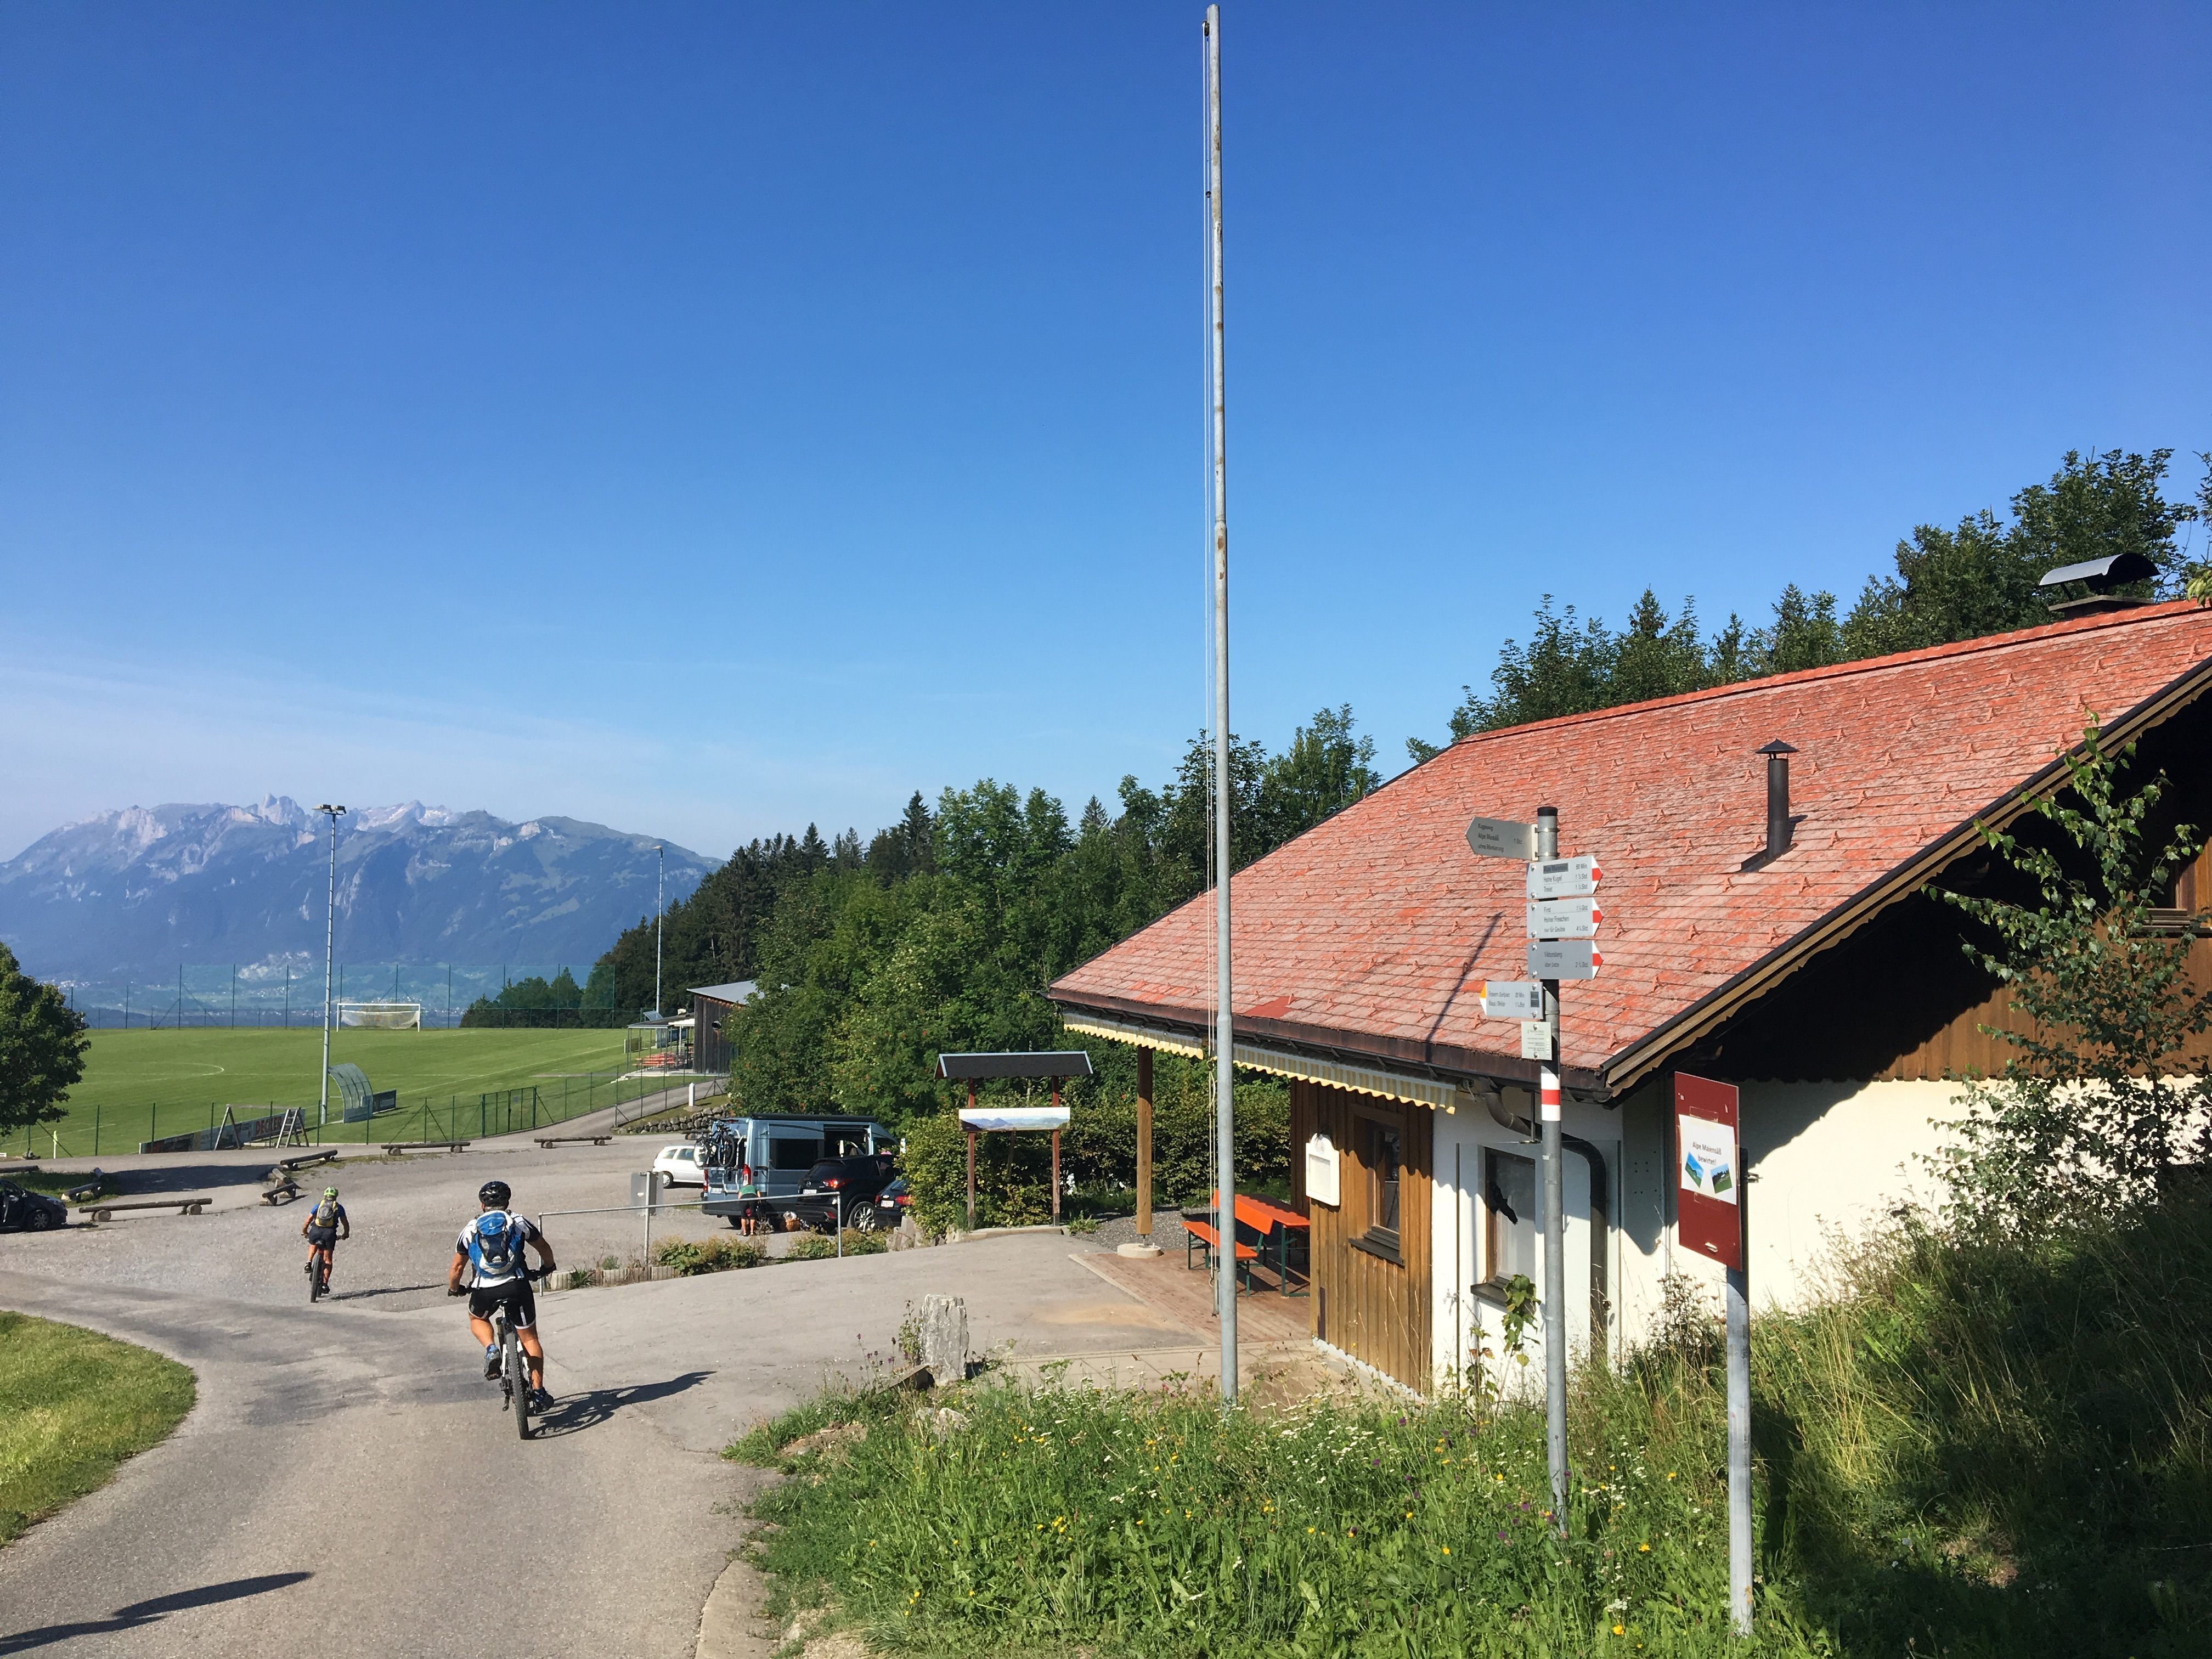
[1485,1148,1537,1286]
[1355,1118,1402,1259]
[768,1136,823,1171]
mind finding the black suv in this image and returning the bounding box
[789,1153,899,1233]
[0,1180,67,1232]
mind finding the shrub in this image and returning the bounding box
[786,1234,837,1262]
[654,1236,767,1276]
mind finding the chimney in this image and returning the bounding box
[1759,741,1797,859]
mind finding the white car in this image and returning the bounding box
[651,1143,708,1187]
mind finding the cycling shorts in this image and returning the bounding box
[304,1225,338,1248]
[468,1277,537,1330]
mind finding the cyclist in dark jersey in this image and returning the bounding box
[446,1180,557,1409]
[301,1187,349,1288]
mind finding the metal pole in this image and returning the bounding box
[1728,1217,1753,1632]
[315,806,346,1130]
[1204,0,1238,1408]
[654,844,665,1019]
[1536,804,1568,1538]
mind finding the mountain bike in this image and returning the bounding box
[306,1248,332,1302]
[457,1269,551,1439]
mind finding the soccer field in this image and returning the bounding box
[27,1026,643,1157]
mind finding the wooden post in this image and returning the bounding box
[1136,1047,1154,1238]
[1051,1080,1062,1223]
[965,1081,977,1232]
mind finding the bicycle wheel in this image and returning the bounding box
[508,1331,532,1440]
[307,1257,321,1303]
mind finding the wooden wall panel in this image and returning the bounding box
[1292,1079,1432,1393]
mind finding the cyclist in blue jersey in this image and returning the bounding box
[446,1180,557,1409]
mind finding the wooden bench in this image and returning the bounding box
[381,1141,471,1155]
[268,1149,339,1177]
[66,1181,106,1203]
[1180,1211,1259,1292]
[534,1135,613,1148]
[78,1198,210,1221]
[261,1180,302,1206]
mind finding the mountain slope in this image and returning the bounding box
[0,797,711,981]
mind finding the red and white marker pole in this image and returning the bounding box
[1536,805,1568,1539]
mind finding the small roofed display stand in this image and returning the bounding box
[936,1051,1094,1230]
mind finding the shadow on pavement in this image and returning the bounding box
[108,1163,276,1198]
[1,1572,311,1654]
[328,1280,449,1303]
[531,1370,714,1438]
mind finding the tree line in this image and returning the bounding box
[1409,448,2211,755]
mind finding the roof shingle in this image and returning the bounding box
[1048,602,2212,1086]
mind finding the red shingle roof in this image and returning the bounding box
[1049,601,2212,1091]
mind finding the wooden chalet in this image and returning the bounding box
[1048,601,2212,1394]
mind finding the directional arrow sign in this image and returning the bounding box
[1526,896,1601,939]
[1465,815,1537,861]
[1527,939,1601,979]
[1526,855,1601,900]
[1480,980,1544,1019]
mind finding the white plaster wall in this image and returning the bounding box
[1431,1077,1968,1387]
[1739,1079,1962,1309]
[1431,1096,1620,1393]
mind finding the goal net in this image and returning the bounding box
[338,1001,423,1030]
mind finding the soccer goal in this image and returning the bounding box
[337,1001,423,1030]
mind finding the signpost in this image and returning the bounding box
[1478,980,1543,1019]
[1526,939,1601,979]
[1677,1072,1751,1637]
[1465,815,1538,861]
[1465,806,1605,1542]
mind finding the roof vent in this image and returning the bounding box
[2040,551,2159,618]
[1751,740,1797,867]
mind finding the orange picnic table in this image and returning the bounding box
[1180,1190,1310,1296]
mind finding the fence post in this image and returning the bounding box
[94,1104,100,1155]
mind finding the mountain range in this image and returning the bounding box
[0,797,711,987]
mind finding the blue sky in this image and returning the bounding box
[3,2,2207,864]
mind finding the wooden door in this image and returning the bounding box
[1290,1079,1432,1392]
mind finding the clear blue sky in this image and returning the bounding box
[3,2,2207,863]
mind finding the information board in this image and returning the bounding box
[1674,1072,1742,1271]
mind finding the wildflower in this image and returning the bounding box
[1638,1542,1651,1553]
[1441,1545,1451,1555]
[1613,1625,1627,1637]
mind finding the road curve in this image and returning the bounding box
[0,1269,741,1658]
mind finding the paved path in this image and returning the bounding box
[0,1142,1201,1657]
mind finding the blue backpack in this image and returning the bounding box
[470,1211,523,1279]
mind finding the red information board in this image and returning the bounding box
[1674,1072,1741,1272]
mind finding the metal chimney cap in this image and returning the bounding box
[1757,740,1798,757]
[2039,551,2158,591]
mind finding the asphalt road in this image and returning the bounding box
[0,1142,1195,1657]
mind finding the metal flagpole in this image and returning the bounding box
[1536,805,1568,1537]
[315,805,347,1128]
[654,844,665,1019]
[1204,2,1239,1406]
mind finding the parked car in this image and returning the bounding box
[0,1180,67,1232]
[698,1113,894,1222]
[788,1153,900,1233]
[651,1144,708,1187]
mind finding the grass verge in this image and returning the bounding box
[726,1200,2211,1657]
[0,1313,195,1545]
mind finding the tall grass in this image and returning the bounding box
[732,1199,2210,1657]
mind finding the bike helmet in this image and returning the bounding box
[478,1180,512,1209]
[323,1187,339,1199]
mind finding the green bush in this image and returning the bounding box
[786,1234,837,1262]
[654,1235,767,1276]
[902,1062,1290,1236]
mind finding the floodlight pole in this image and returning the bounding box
[1204,2,1238,1406]
[315,805,347,1128]
[654,844,665,1020]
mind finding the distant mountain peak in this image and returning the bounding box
[0,798,713,983]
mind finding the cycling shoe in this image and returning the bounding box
[483,1346,502,1380]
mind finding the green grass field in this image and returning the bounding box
[0,1312,196,1544]
[26,1026,639,1156]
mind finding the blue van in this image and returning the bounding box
[699,1113,893,1221]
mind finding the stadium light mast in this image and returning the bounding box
[315,805,347,1127]
[654,844,665,1020]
